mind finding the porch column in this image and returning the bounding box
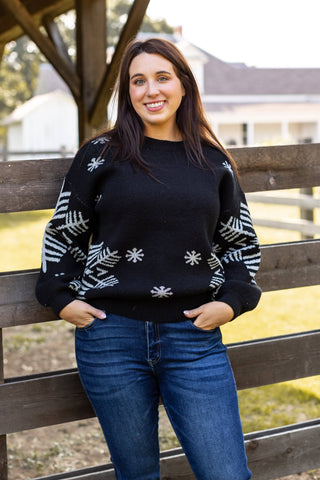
[281,121,289,142]
[247,123,255,146]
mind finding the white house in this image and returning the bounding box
[177,40,320,147]
[137,32,320,146]
[2,64,78,160]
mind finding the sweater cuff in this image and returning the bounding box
[216,281,262,319]
[49,292,76,318]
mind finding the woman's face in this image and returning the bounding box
[128,52,185,140]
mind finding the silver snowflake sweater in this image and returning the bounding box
[36,136,261,322]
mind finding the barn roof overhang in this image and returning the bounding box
[0,0,74,45]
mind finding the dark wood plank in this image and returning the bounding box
[246,420,320,479]
[1,239,319,328]
[1,332,319,434]
[233,142,320,192]
[0,329,8,480]
[228,330,320,390]
[256,240,320,291]
[1,143,319,213]
[0,157,72,213]
[0,369,94,434]
[0,270,57,328]
[32,421,320,480]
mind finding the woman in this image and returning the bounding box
[36,38,261,480]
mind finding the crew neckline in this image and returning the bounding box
[144,136,184,151]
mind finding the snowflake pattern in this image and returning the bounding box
[151,286,173,298]
[222,160,233,174]
[209,268,225,294]
[41,184,90,273]
[126,248,144,263]
[87,156,105,172]
[76,243,121,298]
[91,136,109,145]
[94,194,102,204]
[184,250,202,266]
[207,252,221,270]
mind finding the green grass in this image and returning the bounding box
[1,195,320,433]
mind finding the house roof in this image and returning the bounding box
[144,35,320,96]
[203,53,320,95]
[34,63,71,96]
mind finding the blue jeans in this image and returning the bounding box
[75,313,251,480]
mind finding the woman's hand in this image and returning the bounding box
[59,300,106,328]
[183,301,234,330]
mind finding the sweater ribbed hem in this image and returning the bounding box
[91,292,212,323]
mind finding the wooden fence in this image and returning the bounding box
[0,142,320,480]
[246,189,320,238]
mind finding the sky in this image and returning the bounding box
[146,0,320,68]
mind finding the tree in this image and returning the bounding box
[0,37,41,142]
[107,0,173,46]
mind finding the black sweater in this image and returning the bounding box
[36,136,261,323]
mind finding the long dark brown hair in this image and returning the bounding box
[104,38,237,174]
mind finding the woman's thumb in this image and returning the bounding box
[183,307,201,318]
[90,307,106,319]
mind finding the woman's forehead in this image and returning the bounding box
[129,52,175,75]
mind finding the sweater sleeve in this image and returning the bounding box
[214,166,262,319]
[35,142,101,316]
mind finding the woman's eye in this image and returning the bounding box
[158,76,169,82]
[134,78,144,85]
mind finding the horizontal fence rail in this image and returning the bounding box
[0,240,319,328]
[29,420,320,480]
[1,330,319,435]
[0,143,319,213]
[246,192,320,209]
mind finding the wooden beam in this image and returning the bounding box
[90,0,150,127]
[0,240,319,328]
[1,143,319,214]
[11,421,320,480]
[42,14,74,68]
[0,43,4,63]
[232,142,320,192]
[75,0,107,142]
[0,157,72,213]
[0,0,80,100]
[0,332,319,433]
[0,0,74,45]
[0,330,8,480]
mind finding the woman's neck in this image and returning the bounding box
[144,124,182,142]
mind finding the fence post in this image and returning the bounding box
[300,187,315,240]
[0,329,8,480]
[0,145,7,162]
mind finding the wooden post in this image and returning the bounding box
[0,329,8,480]
[300,187,314,240]
[76,0,107,143]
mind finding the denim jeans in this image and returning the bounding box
[75,313,251,480]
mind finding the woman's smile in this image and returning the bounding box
[144,100,166,112]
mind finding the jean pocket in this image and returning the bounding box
[77,316,100,331]
[186,319,218,334]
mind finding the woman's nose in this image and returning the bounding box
[146,81,160,96]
